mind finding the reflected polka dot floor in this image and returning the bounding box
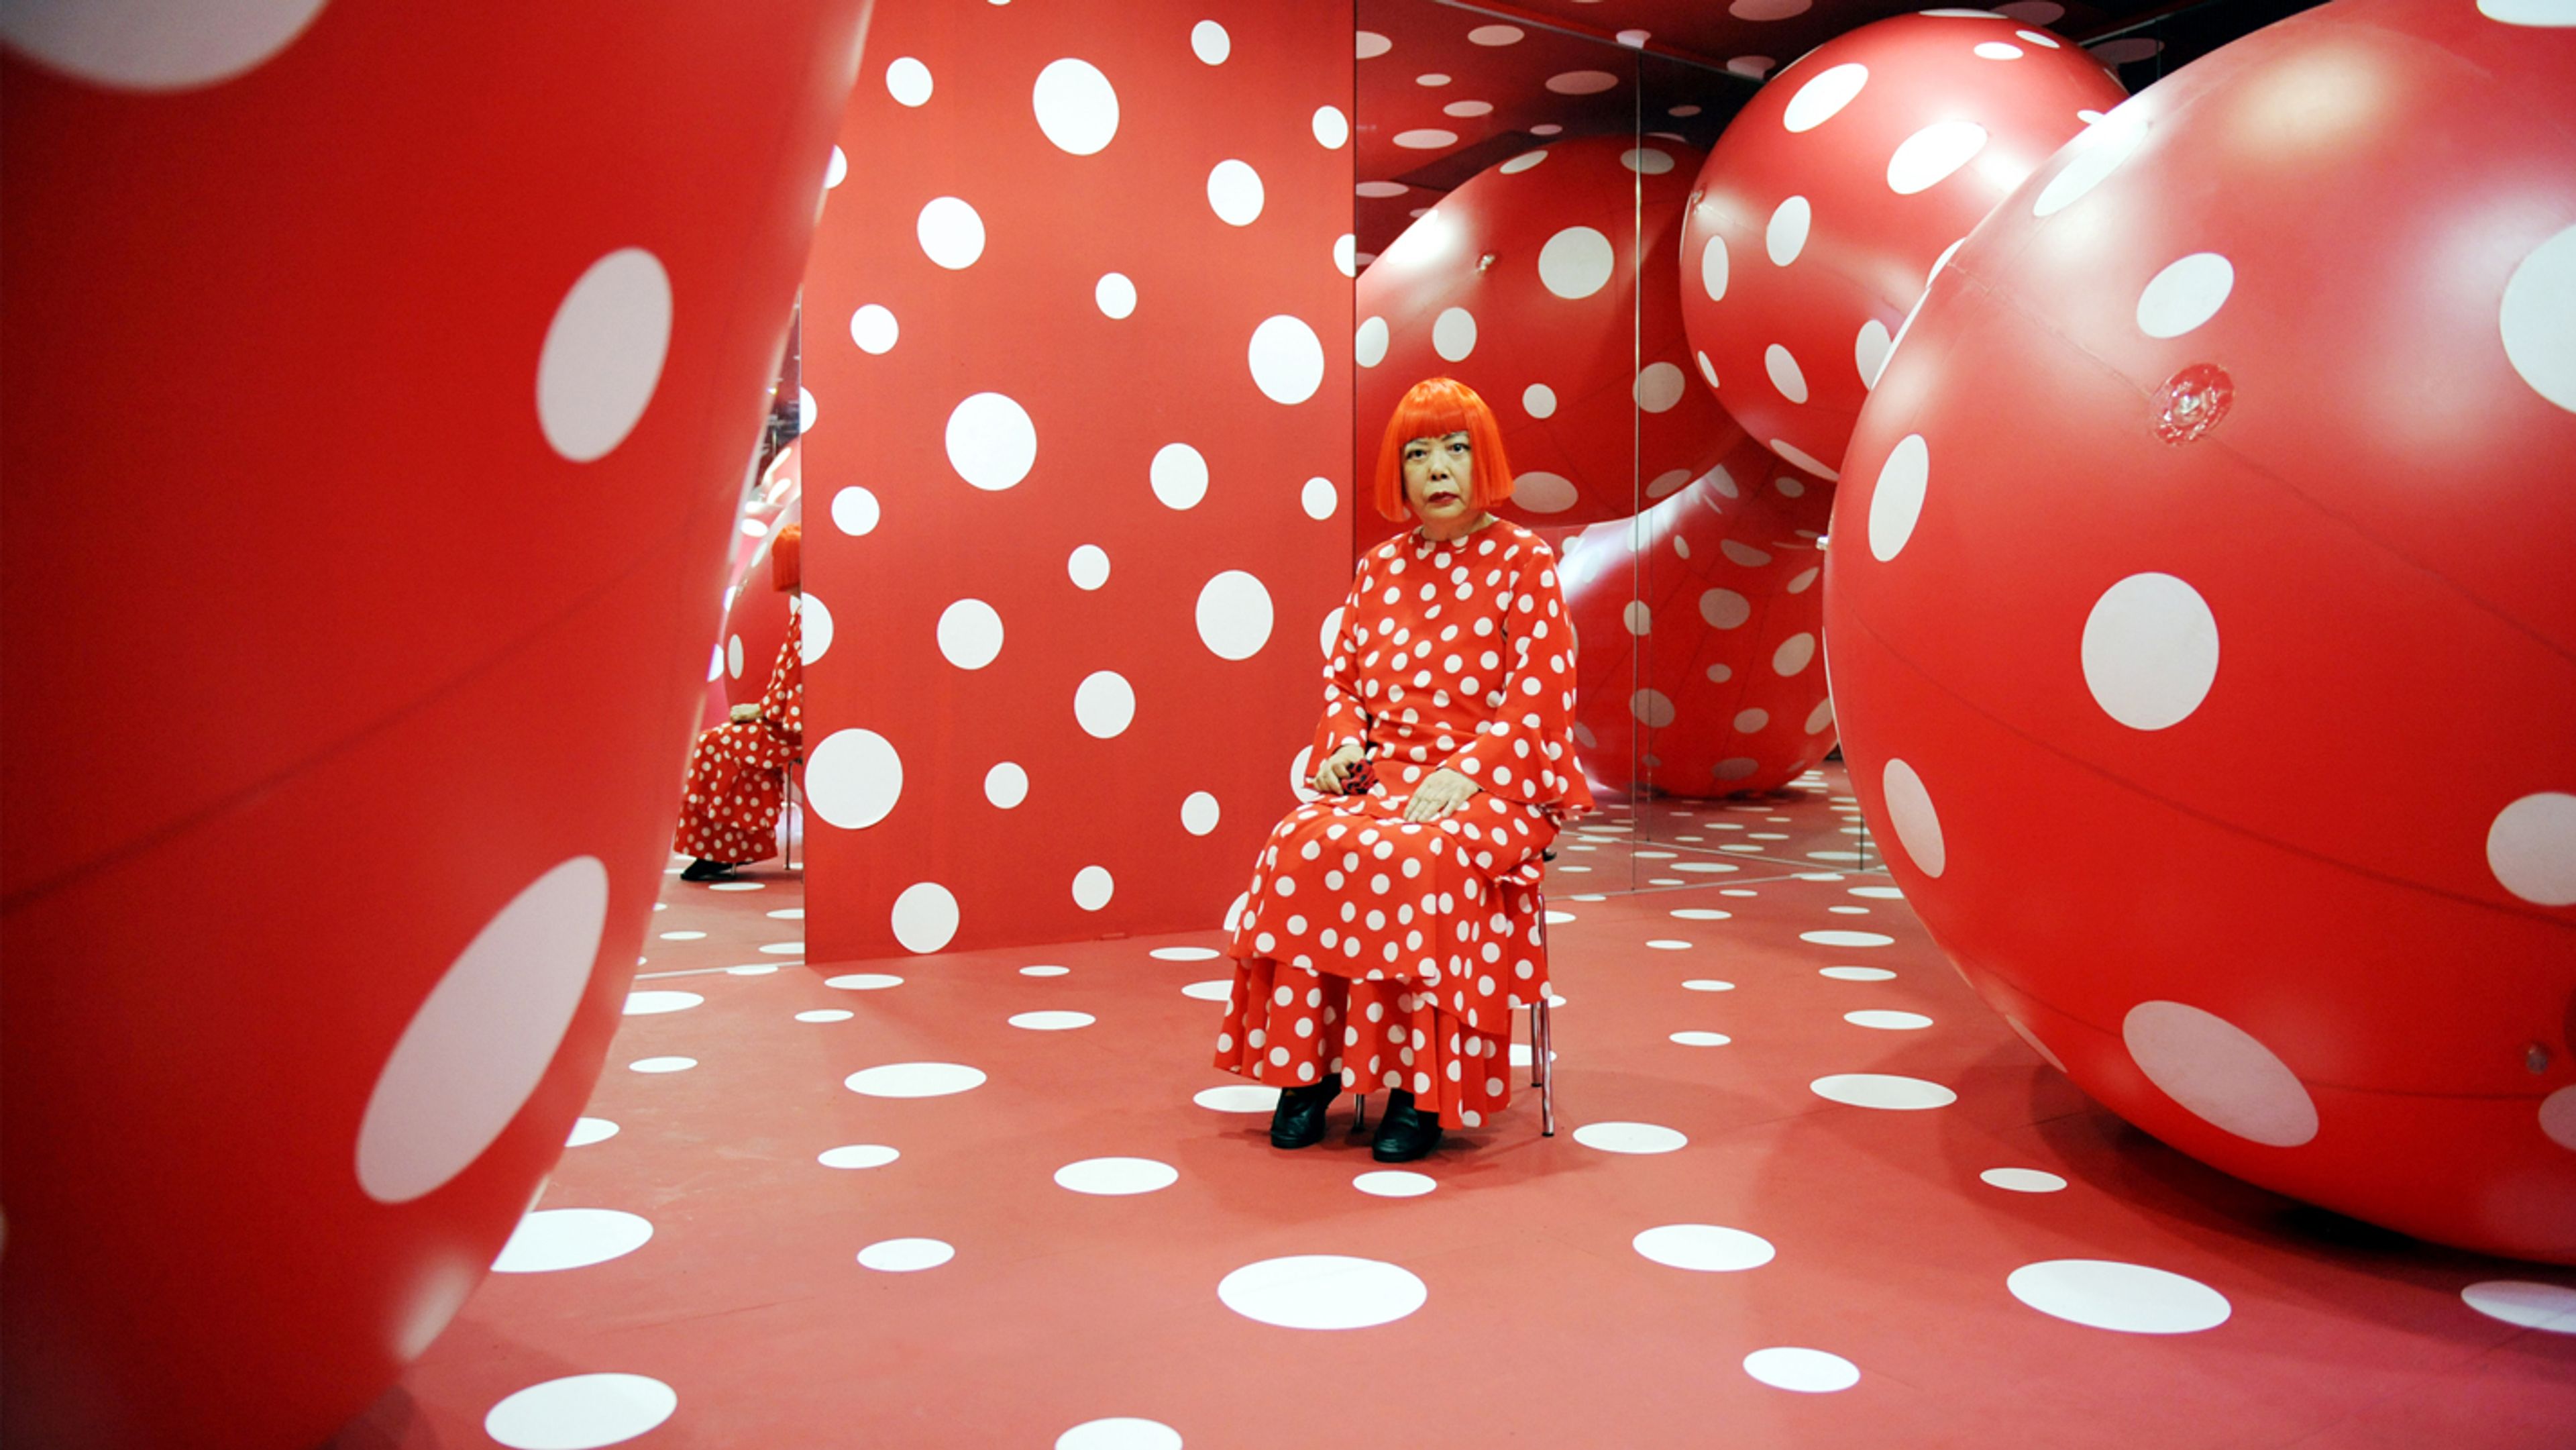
[335,782,2575,1449]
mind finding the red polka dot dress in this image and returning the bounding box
[674,610,803,865]
[1216,519,1592,1129]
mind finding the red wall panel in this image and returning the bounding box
[800,1,1355,960]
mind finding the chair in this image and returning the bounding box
[1348,990,1555,1138]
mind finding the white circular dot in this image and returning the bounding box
[1635,363,1687,413]
[819,1144,899,1170]
[0,0,329,91]
[1248,315,1326,405]
[830,486,879,536]
[1982,1168,2068,1192]
[1887,120,1988,195]
[849,303,899,356]
[845,1061,983,1098]
[2461,1280,2576,1331]
[2546,1086,2576,1152]
[1545,69,1620,95]
[1881,758,1945,877]
[1075,671,1136,738]
[1809,1074,1955,1109]
[1313,105,1350,148]
[916,196,985,269]
[1622,146,1674,174]
[1573,1121,1687,1153]
[1055,1156,1177,1194]
[2501,224,2576,411]
[2135,252,2234,338]
[796,1009,854,1023]
[886,56,933,106]
[1699,234,1731,303]
[1468,23,1523,44]
[1013,1008,1099,1031]
[1499,150,1548,175]
[1446,100,1494,118]
[824,973,904,990]
[1182,791,1222,835]
[1801,930,1894,947]
[1334,233,1357,278]
[1032,58,1119,155]
[1095,272,1138,319]
[985,762,1029,809]
[1630,688,1676,728]
[1517,385,1559,424]
[1866,433,1931,561]
[806,729,904,830]
[1067,544,1111,590]
[1976,41,2025,58]
[1670,1031,1732,1046]
[1743,1347,1858,1393]
[1538,226,1616,300]
[1856,317,1894,388]
[1356,30,1391,58]
[356,858,607,1204]
[1845,1010,1933,1031]
[492,1208,654,1274]
[1153,946,1222,962]
[1057,1418,1182,1450]
[1821,966,1896,982]
[1782,62,1867,132]
[1635,1224,1774,1271]
[1301,476,1338,520]
[1766,196,1812,266]
[1354,1170,1438,1198]
[799,591,836,666]
[1189,19,1229,63]
[537,250,671,464]
[1194,1082,1275,1108]
[1208,159,1265,225]
[890,883,962,954]
[566,1117,618,1147]
[824,146,847,189]
[1218,1255,1427,1329]
[1432,307,1477,362]
[484,1374,676,1450]
[622,990,701,1016]
[1354,315,1389,368]
[627,1057,694,1074]
[945,392,1037,490]
[1151,442,1209,510]
[2123,1000,2316,1146]
[936,599,1005,670]
[858,1237,955,1272]
[1512,471,1576,513]
[1772,633,1817,676]
[2082,573,2220,730]
[1393,127,1459,150]
[2009,1259,2232,1333]
[2036,110,2149,217]
[1764,344,1809,404]
[1701,588,1752,629]
[1071,868,1114,912]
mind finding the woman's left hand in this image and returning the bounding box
[1403,768,1481,823]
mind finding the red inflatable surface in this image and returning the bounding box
[0,4,868,1444]
[1825,0,2576,1261]
[1678,10,2122,481]
[1554,435,1837,798]
[1356,135,1742,541]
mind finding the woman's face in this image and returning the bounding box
[1401,430,1476,527]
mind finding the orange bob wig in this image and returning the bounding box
[1373,376,1515,523]
[769,521,801,592]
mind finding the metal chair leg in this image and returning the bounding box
[1351,1092,1368,1135]
[1536,998,1555,1137]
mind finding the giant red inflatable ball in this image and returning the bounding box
[0,5,869,1444]
[1680,9,2124,481]
[1356,135,1742,542]
[1556,435,1837,798]
[1825,0,2576,1262]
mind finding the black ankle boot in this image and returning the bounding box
[681,858,742,882]
[1371,1088,1444,1162]
[1269,1079,1340,1149]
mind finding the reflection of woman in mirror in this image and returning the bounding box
[1213,378,1592,1161]
[676,523,805,882]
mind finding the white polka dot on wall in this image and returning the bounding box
[1432,307,1477,362]
[1032,58,1119,155]
[1301,476,1338,521]
[356,857,608,1204]
[1071,866,1114,911]
[1095,272,1137,319]
[1067,544,1111,590]
[985,762,1028,809]
[1182,791,1222,836]
[849,303,898,355]
[536,248,672,464]
[798,592,835,664]
[890,883,961,953]
[1195,571,1274,660]
[1313,106,1350,149]
[1766,195,1812,266]
[830,486,879,536]
[1354,315,1389,368]
[1334,234,1356,278]
[936,598,1004,670]
[1207,159,1265,225]
[1150,442,1209,509]
[1075,670,1136,738]
[944,391,1038,490]
[915,196,985,269]
[1248,315,1325,405]
[885,55,932,106]
[1356,30,1391,58]
[824,145,847,189]
[1189,19,1229,64]
[806,729,903,830]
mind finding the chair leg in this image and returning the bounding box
[1536,999,1556,1137]
[1351,1092,1368,1135]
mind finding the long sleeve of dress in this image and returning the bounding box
[1448,536,1590,817]
[1310,563,1376,764]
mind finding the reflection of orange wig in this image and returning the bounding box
[1373,376,1515,522]
[769,522,801,592]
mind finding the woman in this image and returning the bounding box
[1214,378,1591,1161]
[675,523,805,881]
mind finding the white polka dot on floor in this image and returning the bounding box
[2459,1280,2576,1333]
[1056,1418,1184,1450]
[818,1145,899,1170]
[826,973,904,990]
[1181,980,1232,1001]
[1217,1255,1427,1329]
[1811,1074,1955,1109]
[724,963,779,976]
[796,1009,853,1023]
[857,1237,955,1272]
[1194,1084,1278,1112]
[1982,1168,2068,1193]
[844,1063,986,1098]
[1021,964,1071,977]
[1150,945,1222,962]
[1010,1011,1097,1031]
[1742,1347,1859,1393]
[1801,930,1895,947]
[566,1117,618,1147]
[1633,1224,1774,1272]
[1053,1157,1179,1195]
[491,1208,655,1274]
[1573,1121,1688,1154]
[2008,1259,2231,1333]
[1844,1009,1933,1030]
[1821,966,1896,982]
[1354,1170,1437,1198]
[1681,979,1735,992]
[484,1373,677,1450]
[1670,1031,1731,1047]
[627,1056,695,1074]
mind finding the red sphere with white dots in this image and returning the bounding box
[1356,135,1743,542]
[1554,434,1837,798]
[1825,0,2576,1262]
[1678,10,2124,481]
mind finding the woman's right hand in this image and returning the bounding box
[1311,743,1366,794]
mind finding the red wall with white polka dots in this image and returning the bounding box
[799,1,1357,961]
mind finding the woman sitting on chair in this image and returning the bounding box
[676,523,805,882]
[1213,377,1591,1162]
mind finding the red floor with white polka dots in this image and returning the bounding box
[334,770,2575,1450]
